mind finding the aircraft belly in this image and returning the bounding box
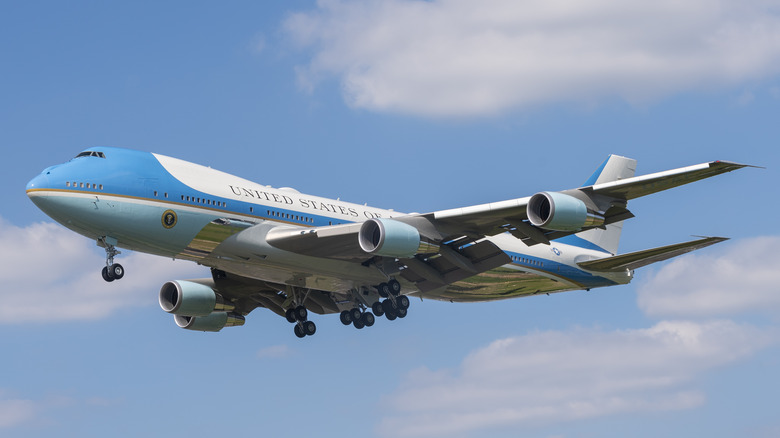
[424,265,579,302]
[204,222,395,295]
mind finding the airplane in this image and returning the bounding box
[26,147,751,338]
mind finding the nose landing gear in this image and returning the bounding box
[98,237,124,282]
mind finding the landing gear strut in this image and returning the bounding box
[375,280,409,321]
[99,238,124,282]
[285,287,316,338]
[340,279,409,331]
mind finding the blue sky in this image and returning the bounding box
[1,1,779,437]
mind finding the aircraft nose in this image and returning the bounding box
[26,172,50,199]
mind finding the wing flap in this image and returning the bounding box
[577,236,728,272]
[400,240,511,293]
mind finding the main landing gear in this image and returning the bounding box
[374,279,410,321]
[339,306,376,329]
[100,239,124,282]
[339,279,409,330]
[285,287,316,338]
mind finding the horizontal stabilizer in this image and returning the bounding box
[577,236,728,272]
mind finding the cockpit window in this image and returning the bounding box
[75,151,106,159]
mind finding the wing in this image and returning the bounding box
[183,269,344,318]
[264,157,751,293]
[420,160,752,245]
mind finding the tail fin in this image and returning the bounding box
[577,155,637,255]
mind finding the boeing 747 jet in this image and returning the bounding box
[26,148,750,338]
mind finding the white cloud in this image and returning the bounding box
[0,390,120,430]
[284,0,780,116]
[737,90,755,105]
[0,219,204,324]
[0,397,36,429]
[256,344,293,359]
[637,236,780,319]
[378,320,774,437]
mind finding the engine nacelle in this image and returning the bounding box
[159,280,234,317]
[358,218,436,258]
[527,192,604,231]
[174,312,246,332]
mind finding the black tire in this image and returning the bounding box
[110,264,124,280]
[371,301,384,317]
[349,308,362,322]
[396,308,407,318]
[294,324,305,338]
[362,312,375,327]
[294,305,308,322]
[377,283,390,298]
[388,279,401,295]
[101,266,114,282]
[382,298,397,314]
[286,308,297,323]
[303,320,316,336]
[353,319,365,329]
[340,310,352,325]
[386,310,397,321]
[397,295,410,310]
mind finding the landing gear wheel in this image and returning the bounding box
[303,320,316,336]
[294,305,308,322]
[388,279,401,295]
[385,310,397,321]
[294,324,305,338]
[371,301,385,317]
[349,308,362,322]
[396,308,408,318]
[397,295,410,310]
[377,283,390,298]
[361,312,375,327]
[382,298,397,314]
[286,308,297,323]
[353,318,365,329]
[110,264,124,280]
[101,266,114,282]
[340,310,353,325]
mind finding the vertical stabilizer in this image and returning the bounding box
[577,155,637,255]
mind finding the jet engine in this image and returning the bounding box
[358,218,437,258]
[174,312,245,332]
[527,192,604,231]
[159,280,235,316]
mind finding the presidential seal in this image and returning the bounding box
[161,210,178,229]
